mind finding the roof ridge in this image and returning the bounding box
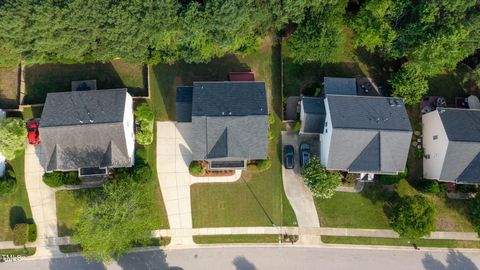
[40,121,123,129]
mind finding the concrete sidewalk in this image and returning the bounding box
[156,122,241,247]
[24,144,61,257]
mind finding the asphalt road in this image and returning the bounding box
[1,245,480,270]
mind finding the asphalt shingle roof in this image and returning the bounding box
[301,96,326,134]
[435,108,480,183]
[323,77,357,96]
[39,89,132,171]
[191,82,268,161]
[325,95,412,174]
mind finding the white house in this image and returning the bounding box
[422,108,480,184]
[320,95,412,181]
[39,89,135,176]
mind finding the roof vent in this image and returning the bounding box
[394,99,401,107]
[222,112,225,115]
[388,98,395,106]
[228,112,232,115]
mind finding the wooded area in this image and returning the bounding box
[0,0,479,103]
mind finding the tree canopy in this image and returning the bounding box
[390,195,436,239]
[73,179,156,263]
[301,157,341,199]
[351,0,480,104]
[0,118,27,160]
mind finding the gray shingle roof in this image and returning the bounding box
[436,108,480,183]
[327,95,412,131]
[324,77,357,96]
[39,89,132,171]
[176,86,193,122]
[301,96,326,134]
[191,82,268,161]
[326,95,412,174]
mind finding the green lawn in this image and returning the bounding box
[0,150,33,241]
[314,183,392,229]
[193,235,279,244]
[322,236,480,249]
[283,27,394,97]
[56,137,169,237]
[0,66,19,109]
[0,247,36,259]
[24,60,147,104]
[189,38,297,228]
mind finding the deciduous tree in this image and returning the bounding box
[301,157,341,199]
[0,118,27,160]
[390,195,435,239]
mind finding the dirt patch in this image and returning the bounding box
[0,66,19,108]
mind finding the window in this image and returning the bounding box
[325,121,328,127]
[433,135,438,140]
[424,154,430,159]
[325,128,328,133]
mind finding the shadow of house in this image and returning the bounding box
[24,61,147,104]
[422,250,479,270]
[233,256,257,270]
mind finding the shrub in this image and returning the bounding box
[390,195,435,239]
[133,164,152,182]
[13,223,28,246]
[189,161,205,175]
[0,169,17,194]
[27,223,37,242]
[42,172,64,187]
[292,120,301,133]
[256,159,272,172]
[268,130,275,140]
[135,103,154,145]
[43,171,80,187]
[415,180,441,195]
[63,172,81,185]
[302,157,341,199]
[135,148,147,165]
[344,173,357,183]
[268,114,275,125]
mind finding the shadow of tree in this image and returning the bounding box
[422,250,479,270]
[9,206,29,229]
[116,249,183,270]
[48,256,107,270]
[233,256,257,270]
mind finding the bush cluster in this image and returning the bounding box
[189,161,205,175]
[256,159,272,172]
[27,223,37,242]
[0,169,17,194]
[43,171,80,187]
[415,180,441,195]
[134,103,154,145]
[378,171,407,185]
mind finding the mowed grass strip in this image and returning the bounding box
[0,150,33,241]
[193,235,279,244]
[321,236,480,249]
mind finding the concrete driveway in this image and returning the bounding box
[281,131,320,244]
[156,122,241,246]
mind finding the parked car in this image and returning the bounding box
[299,143,310,168]
[283,145,294,169]
[27,121,40,145]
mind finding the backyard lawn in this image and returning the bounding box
[0,66,19,109]
[0,150,33,241]
[24,60,147,104]
[56,135,169,237]
[186,38,297,227]
[283,27,394,98]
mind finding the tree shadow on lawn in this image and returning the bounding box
[151,55,250,121]
[24,61,146,104]
[9,206,32,229]
[359,182,399,220]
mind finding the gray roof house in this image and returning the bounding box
[300,96,326,134]
[176,82,268,170]
[423,108,480,184]
[320,95,412,180]
[39,89,135,175]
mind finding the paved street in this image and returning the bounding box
[2,245,480,270]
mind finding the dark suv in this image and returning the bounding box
[299,143,311,168]
[283,145,294,169]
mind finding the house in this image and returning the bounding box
[176,82,268,170]
[39,89,135,176]
[422,108,480,184]
[320,95,412,180]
